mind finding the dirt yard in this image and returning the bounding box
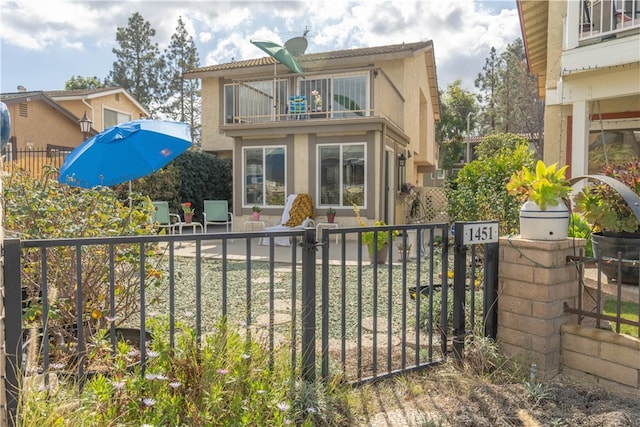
[352,362,640,426]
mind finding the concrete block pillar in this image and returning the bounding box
[498,236,585,376]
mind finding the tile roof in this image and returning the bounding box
[184,40,433,75]
[44,87,122,97]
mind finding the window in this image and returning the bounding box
[104,108,131,128]
[588,118,640,173]
[243,146,286,207]
[318,143,366,207]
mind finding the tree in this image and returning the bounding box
[109,12,164,114]
[475,39,544,155]
[474,47,500,132]
[436,80,478,172]
[160,17,202,145]
[445,133,534,235]
[64,75,107,90]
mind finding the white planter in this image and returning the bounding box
[519,200,569,241]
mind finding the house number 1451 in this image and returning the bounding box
[462,222,499,245]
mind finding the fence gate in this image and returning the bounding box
[314,221,499,385]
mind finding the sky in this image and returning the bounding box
[0,0,521,95]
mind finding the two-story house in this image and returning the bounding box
[1,87,148,159]
[518,0,640,177]
[184,41,440,228]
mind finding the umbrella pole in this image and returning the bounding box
[273,62,277,120]
[129,180,133,224]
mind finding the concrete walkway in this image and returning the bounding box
[170,225,420,265]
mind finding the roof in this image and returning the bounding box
[184,41,436,76]
[0,91,94,133]
[517,0,549,97]
[1,87,149,118]
[45,87,149,116]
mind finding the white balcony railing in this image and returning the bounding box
[580,0,640,40]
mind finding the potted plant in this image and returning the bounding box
[507,160,572,240]
[353,204,398,264]
[326,207,336,223]
[573,161,640,284]
[252,205,262,221]
[397,242,412,261]
[181,202,195,223]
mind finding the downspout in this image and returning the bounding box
[381,124,388,224]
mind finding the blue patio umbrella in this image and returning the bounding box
[58,119,191,188]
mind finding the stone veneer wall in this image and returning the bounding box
[498,236,640,399]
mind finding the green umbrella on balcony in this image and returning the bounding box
[251,40,304,74]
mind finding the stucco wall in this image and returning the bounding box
[200,78,233,154]
[5,100,82,149]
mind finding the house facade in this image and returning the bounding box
[184,41,441,227]
[1,87,148,156]
[518,0,640,177]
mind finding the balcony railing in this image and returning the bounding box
[580,0,640,40]
[224,70,404,126]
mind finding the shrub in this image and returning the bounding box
[446,133,534,235]
[4,167,165,369]
[18,317,353,425]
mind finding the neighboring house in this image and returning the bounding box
[1,87,148,158]
[184,41,441,227]
[518,0,640,177]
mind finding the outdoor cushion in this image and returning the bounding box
[284,194,315,227]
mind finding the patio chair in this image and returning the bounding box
[261,193,315,246]
[288,95,307,120]
[150,201,180,234]
[203,200,234,232]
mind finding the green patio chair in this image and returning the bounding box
[203,200,234,233]
[150,201,180,234]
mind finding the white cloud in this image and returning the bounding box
[0,0,520,93]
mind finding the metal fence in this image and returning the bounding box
[566,253,640,336]
[2,147,69,177]
[3,222,499,424]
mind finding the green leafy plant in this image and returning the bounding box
[4,167,165,371]
[252,205,262,213]
[18,317,353,425]
[446,133,534,235]
[352,204,398,251]
[180,201,194,214]
[507,160,572,210]
[568,213,593,257]
[326,207,336,214]
[574,161,640,234]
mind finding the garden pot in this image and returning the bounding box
[519,200,569,241]
[368,243,389,265]
[184,213,194,224]
[591,232,640,285]
[327,213,336,223]
[252,211,260,221]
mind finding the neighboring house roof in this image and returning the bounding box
[185,41,434,74]
[0,91,89,132]
[185,40,440,120]
[517,0,549,95]
[45,87,149,117]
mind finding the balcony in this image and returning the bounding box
[580,0,640,41]
[223,70,404,128]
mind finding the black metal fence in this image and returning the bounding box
[3,222,499,424]
[2,147,69,177]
